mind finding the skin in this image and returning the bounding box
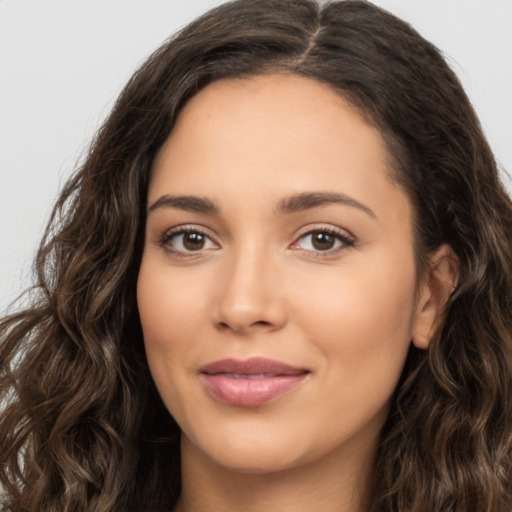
[137,74,458,512]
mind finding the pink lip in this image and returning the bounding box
[199,357,310,407]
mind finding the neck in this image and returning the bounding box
[174,435,375,512]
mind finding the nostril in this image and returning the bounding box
[253,320,272,327]
[216,319,273,332]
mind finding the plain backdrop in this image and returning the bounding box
[1,0,511,313]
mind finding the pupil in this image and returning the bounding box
[184,232,205,250]
[312,231,335,250]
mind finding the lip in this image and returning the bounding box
[199,357,310,407]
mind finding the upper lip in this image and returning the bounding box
[199,357,310,376]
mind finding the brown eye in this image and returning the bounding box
[161,228,218,254]
[311,231,336,251]
[292,228,354,254]
[183,232,206,251]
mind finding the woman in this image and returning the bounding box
[1,0,511,511]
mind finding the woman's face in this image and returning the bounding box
[137,74,424,474]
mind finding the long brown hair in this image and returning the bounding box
[1,1,511,510]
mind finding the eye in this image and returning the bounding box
[159,227,218,254]
[291,228,354,254]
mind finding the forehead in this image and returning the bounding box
[149,74,410,228]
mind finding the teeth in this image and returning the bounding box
[226,373,276,379]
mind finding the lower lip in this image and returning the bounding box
[201,373,308,407]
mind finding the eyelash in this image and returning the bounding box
[158,226,218,257]
[158,225,354,257]
[291,227,354,257]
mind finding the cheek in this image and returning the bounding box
[136,260,204,404]
[297,274,416,343]
[293,253,417,394]
[137,259,206,347]
[137,262,210,433]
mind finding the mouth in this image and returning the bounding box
[199,357,310,407]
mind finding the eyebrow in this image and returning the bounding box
[148,194,220,215]
[147,191,375,218]
[276,192,376,218]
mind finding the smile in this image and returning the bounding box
[199,357,310,407]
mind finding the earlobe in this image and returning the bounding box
[411,244,460,349]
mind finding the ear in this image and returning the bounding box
[412,244,460,349]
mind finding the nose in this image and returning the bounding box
[213,248,288,335]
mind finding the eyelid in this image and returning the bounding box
[289,224,355,255]
[155,222,354,258]
[158,224,220,255]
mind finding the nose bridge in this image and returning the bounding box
[214,237,286,332]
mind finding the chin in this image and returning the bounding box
[182,424,316,475]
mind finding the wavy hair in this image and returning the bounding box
[1,1,511,510]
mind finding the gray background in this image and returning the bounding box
[1,0,511,313]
